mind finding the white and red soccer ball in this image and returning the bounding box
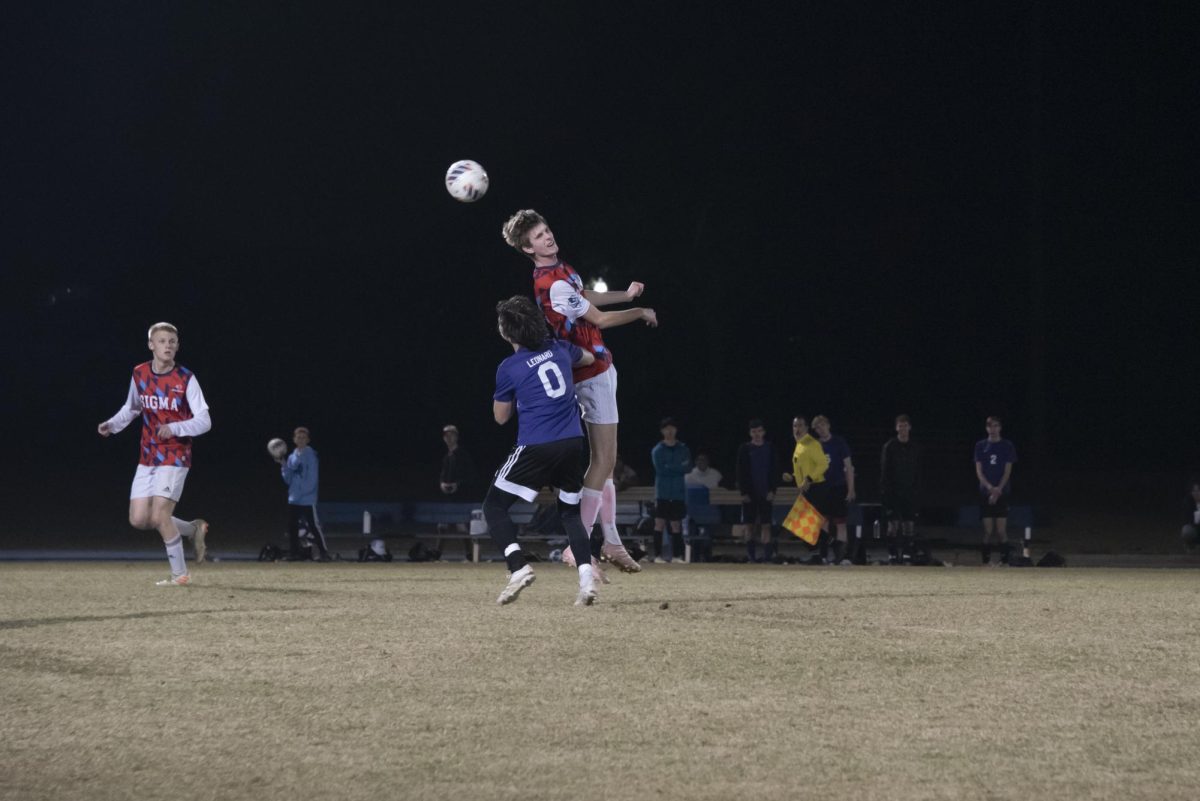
[445,159,489,202]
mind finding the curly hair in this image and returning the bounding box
[501,209,547,254]
[496,295,551,351]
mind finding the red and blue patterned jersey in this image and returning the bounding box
[532,261,612,383]
[132,362,199,467]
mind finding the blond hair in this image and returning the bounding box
[147,322,178,339]
[501,209,547,254]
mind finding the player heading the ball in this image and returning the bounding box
[502,209,656,574]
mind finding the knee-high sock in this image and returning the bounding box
[600,480,621,546]
[172,518,196,539]
[164,535,187,576]
[580,487,603,534]
[560,501,593,586]
[484,489,526,573]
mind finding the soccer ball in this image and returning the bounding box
[445,160,489,202]
[267,438,287,459]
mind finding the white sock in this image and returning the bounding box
[600,481,622,545]
[578,563,594,590]
[172,518,196,539]
[164,535,187,576]
[580,488,603,531]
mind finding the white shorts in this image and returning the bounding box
[575,365,619,425]
[130,464,189,502]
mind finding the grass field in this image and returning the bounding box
[1,561,1198,801]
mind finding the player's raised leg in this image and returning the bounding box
[172,517,210,562]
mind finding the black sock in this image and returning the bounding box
[504,550,527,573]
[833,540,845,563]
[982,544,992,564]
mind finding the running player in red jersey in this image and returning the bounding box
[98,322,212,585]
[502,210,657,573]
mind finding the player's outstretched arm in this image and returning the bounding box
[494,400,514,425]
[581,305,657,330]
[100,379,142,437]
[584,282,644,307]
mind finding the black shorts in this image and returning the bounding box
[806,482,835,520]
[491,437,585,503]
[807,482,847,522]
[883,491,918,523]
[741,497,773,525]
[655,499,686,522]
[980,492,1010,518]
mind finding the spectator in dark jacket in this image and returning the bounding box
[881,415,921,564]
[736,419,779,562]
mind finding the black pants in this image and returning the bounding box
[288,504,330,558]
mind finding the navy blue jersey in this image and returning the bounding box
[819,435,852,486]
[494,340,585,446]
[974,438,1017,492]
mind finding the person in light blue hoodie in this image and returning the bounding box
[275,426,332,561]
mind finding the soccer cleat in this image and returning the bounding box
[497,565,535,605]
[574,586,598,606]
[155,573,191,587]
[591,558,610,586]
[601,542,642,573]
[561,545,578,568]
[192,519,209,563]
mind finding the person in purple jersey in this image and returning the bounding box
[485,296,602,607]
[973,416,1017,565]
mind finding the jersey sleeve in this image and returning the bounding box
[566,341,585,365]
[106,378,143,434]
[549,279,591,322]
[168,375,212,438]
[493,362,516,402]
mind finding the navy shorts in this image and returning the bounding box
[654,499,686,522]
[741,497,773,525]
[980,492,1010,518]
[883,492,918,523]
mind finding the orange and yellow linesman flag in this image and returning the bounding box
[783,495,825,545]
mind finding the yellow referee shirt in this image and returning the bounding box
[792,434,828,486]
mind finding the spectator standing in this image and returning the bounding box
[813,415,856,564]
[439,424,479,498]
[685,452,724,490]
[736,419,778,562]
[1180,479,1200,552]
[276,426,332,561]
[974,416,1018,565]
[651,417,692,563]
[880,415,921,564]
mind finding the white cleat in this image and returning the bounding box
[155,573,191,587]
[497,565,535,605]
[192,519,209,563]
[574,586,598,607]
[601,542,642,573]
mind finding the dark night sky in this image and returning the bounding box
[2,2,1196,516]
